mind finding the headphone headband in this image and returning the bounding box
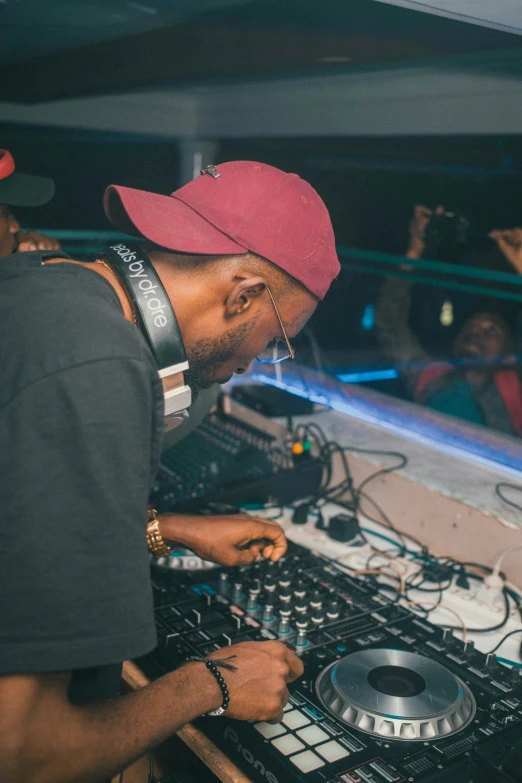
[101,244,191,431]
[101,244,188,374]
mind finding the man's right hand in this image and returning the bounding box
[406,204,446,261]
[205,640,304,723]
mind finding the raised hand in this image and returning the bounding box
[489,227,522,274]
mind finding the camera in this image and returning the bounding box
[425,210,470,248]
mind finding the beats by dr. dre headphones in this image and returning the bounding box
[100,243,191,431]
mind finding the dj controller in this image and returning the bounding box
[138,541,522,783]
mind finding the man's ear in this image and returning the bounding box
[224,276,267,319]
[8,213,20,235]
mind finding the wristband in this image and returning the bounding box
[184,655,237,716]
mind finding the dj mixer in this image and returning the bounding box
[138,542,522,783]
[151,406,323,512]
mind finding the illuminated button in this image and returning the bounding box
[271,734,305,756]
[316,740,350,762]
[296,725,330,746]
[282,710,312,730]
[254,722,286,739]
[302,705,325,722]
[289,750,325,773]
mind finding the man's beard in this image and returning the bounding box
[184,317,259,400]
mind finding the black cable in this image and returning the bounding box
[344,446,408,498]
[496,482,522,514]
[485,629,522,656]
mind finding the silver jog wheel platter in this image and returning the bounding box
[316,648,476,741]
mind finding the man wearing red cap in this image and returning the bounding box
[0,149,61,257]
[0,161,339,783]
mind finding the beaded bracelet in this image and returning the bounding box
[184,655,237,716]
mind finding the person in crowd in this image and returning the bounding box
[376,204,522,437]
[0,148,61,257]
[0,160,339,783]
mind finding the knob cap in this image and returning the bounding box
[294,580,307,599]
[278,617,291,636]
[218,573,229,594]
[232,583,243,603]
[486,653,497,670]
[326,601,340,620]
[264,575,277,592]
[262,604,275,624]
[247,593,259,613]
[296,628,308,648]
[279,589,292,604]
[279,571,291,588]
[250,578,261,595]
[463,640,475,660]
[309,590,322,609]
[311,608,325,625]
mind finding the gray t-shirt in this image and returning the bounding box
[0,251,164,703]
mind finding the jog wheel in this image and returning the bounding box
[316,648,475,741]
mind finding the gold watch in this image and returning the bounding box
[146,509,173,558]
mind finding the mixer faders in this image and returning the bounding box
[138,542,522,783]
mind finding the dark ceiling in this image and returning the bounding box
[1,0,521,104]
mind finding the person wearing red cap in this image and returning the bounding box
[0,161,339,783]
[0,149,61,257]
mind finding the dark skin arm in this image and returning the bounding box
[0,641,303,783]
[375,204,437,395]
[158,513,288,566]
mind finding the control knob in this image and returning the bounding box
[485,653,498,671]
[278,617,291,637]
[279,589,292,605]
[264,575,277,593]
[311,608,325,625]
[294,580,307,599]
[232,582,244,604]
[510,666,521,687]
[247,592,260,614]
[309,590,322,610]
[294,598,307,615]
[279,570,291,589]
[326,601,341,621]
[296,628,309,649]
[262,604,275,625]
[218,573,229,595]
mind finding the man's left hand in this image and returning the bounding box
[16,230,61,252]
[158,513,288,566]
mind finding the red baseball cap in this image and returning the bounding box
[104,160,339,300]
